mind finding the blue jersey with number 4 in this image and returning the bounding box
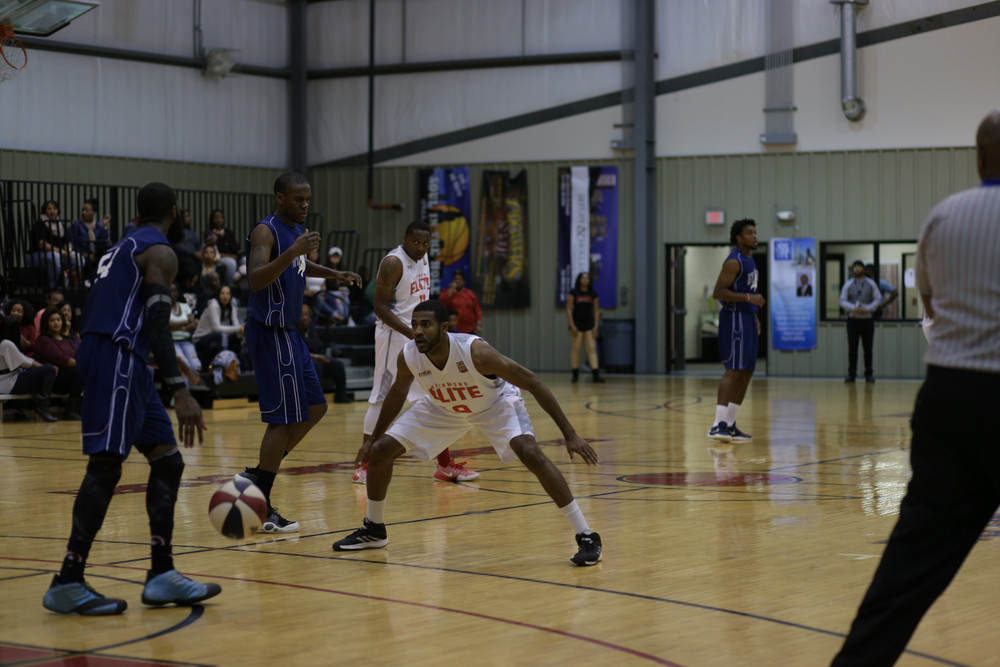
[80,225,171,359]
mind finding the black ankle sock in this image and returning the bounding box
[256,469,277,504]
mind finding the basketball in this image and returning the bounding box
[208,477,268,539]
[438,215,469,266]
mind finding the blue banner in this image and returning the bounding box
[556,166,618,307]
[418,166,472,296]
[769,237,817,350]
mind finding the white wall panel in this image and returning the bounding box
[309,63,621,163]
[31,0,287,68]
[658,0,988,79]
[307,0,404,70]
[2,51,287,167]
[657,15,1000,157]
[523,0,623,53]
[307,0,623,70]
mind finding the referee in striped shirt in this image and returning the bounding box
[833,111,1000,666]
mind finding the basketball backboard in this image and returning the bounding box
[0,0,98,37]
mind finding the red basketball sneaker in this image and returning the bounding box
[433,459,480,482]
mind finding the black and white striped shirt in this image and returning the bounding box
[917,182,1000,372]
[839,277,881,319]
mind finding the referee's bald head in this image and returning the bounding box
[975,111,1000,180]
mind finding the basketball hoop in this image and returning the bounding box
[1,25,27,83]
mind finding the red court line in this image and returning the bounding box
[7,557,683,667]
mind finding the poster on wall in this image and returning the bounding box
[474,170,530,307]
[417,166,472,296]
[556,166,618,307]
[769,237,817,351]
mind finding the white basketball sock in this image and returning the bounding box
[366,499,385,524]
[714,405,727,426]
[560,499,591,535]
[726,402,741,425]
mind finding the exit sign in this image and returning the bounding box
[705,210,725,225]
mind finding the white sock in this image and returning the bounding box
[366,499,385,524]
[726,402,740,425]
[714,404,727,426]
[560,499,591,535]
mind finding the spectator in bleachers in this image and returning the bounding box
[192,284,244,370]
[33,289,64,337]
[174,209,202,260]
[0,317,58,422]
[199,243,225,285]
[324,246,343,279]
[4,299,36,352]
[348,265,373,325]
[439,269,483,334]
[193,271,221,317]
[33,307,83,420]
[303,248,326,310]
[169,283,202,387]
[203,209,241,286]
[27,200,79,288]
[57,302,80,345]
[299,305,353,403]
[67,198,111,278]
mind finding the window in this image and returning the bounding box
[819,241,918,321]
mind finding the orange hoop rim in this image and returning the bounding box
[1,24,27,71]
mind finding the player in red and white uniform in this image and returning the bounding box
[335,300,603,566]
[354,221,479,483]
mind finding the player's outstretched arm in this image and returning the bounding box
[247,224,320,292]
[355,351,415,466]
[139,244,207,447]
[470,340,599,465]
[305,259,362,287]
[372,256,413,338]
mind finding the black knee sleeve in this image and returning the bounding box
[66,454,123,559]
[147,450,184,535]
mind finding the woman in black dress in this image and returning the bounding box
[565,272,604,383]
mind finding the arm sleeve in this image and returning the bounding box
[143,284,187,392]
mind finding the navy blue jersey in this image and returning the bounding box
[246,215,306,329]
[80,225,170,358]
[720,247,760,314]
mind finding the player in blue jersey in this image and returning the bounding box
[43,183,219,616]
[236,172,360,533]
[708,218,765,443]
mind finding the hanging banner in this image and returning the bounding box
[474,170,530,307]
[556,166,618,307]
[418,166,472,296]
[769,237,817,351]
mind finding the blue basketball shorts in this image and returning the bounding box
[79,335,176,459]
[718,309,759,371]
[245,319,324,424]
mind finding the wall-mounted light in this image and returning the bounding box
[776,209,796,223]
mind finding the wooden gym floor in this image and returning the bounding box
[1,374,997,666]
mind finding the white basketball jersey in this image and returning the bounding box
[381,246,430,326]
[403,333,520,415]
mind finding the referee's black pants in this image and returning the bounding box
[832,366,1000,666]
[846,318,875,379]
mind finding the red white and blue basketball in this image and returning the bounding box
[208,477,268,539]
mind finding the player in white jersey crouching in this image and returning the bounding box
[334,300,603,566]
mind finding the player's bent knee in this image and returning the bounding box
[510,436,545,469]
[370,435,406,463]
[86,453,123,487]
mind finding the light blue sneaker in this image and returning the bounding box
[141,570,222,607]
[43,575,127,615]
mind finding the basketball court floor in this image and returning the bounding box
[2,374,996,666]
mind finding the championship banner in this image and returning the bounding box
[556,166,618,307]
[418,166,472,296]
[474,170,530,307]
[769,237,817,351]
